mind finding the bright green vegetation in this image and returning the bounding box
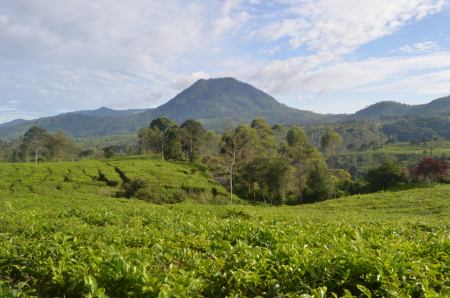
[1,158,450,297]
[338,142,450,179]
[0,156,229,204]
[73,135,138,148]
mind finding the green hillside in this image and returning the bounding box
[0,112,152,140]
[1,157,449,296]
[350,95,450,119]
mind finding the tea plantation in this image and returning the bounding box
[1,157,450,297]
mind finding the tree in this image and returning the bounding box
[287,126,307,149]
[46,129,77,162]
[103,145,116,158]
[265,156,293,204]
[201,131,220,157]
[415,158,449,185]
[243,156,270,203]
[320,126,342,199]
[23,126,49,163]
[164,127,183,161]
[287,126,308,203]
[272,124,287,147]
[138,127,152,160]
[150,117,176,160]
[307,162,334,202]
[18,143,31,162]
[150,117,176,133]
[251,118,277,149]
[364,160,405,192]
[219,120,253,203]
[180,119,206,162]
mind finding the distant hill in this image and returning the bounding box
[0,119,28,128]
[73,107,151,117]
[149,78,343,128]
[0,78,345,140]
[350,95,450,119]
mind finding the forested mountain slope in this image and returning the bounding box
[0,119,27,128]
[382,115,450,142]
[0,113,152,139]
[350,95,450,119]
[151,77,340,126]
[72,107,151,117]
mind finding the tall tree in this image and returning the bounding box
[164,126,183,161]
[150,117,176,160]
[180,119,206,162]
[251,118,277,150]
[272,123,287,147]
[201,131,220,157]
[307,162,334,202]
[320,126,343,199]
[219,120,252,204]
[287,126,308,203]
[23,126,49,163]
[243,156,270,203]
[46,129,77,162]
[138,127,159,160]
[266,156,293,204]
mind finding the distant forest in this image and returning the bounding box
[2,115,450,206]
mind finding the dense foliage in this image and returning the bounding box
[1,161,450,297]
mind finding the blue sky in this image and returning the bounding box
[1,0,450,124]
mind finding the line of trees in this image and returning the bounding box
[0,126,78,163]
[136,116,348,204]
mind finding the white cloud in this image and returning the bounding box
[246,52,450,97]
[171,71,212,90]
[399,41,439,53]
[0,0,449,122]
[248,0,448,55]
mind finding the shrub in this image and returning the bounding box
[121,178,159,203]
[415,157,449,185]
[191,168,197,174]
[364,160,406,192]
[160,189,189,204]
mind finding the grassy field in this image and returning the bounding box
[1,157,450,297]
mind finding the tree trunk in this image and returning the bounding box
[161,143,164,161]
[229,168,233,204]
[190,139,193,163]
[35,149,38,163]
[298,161,302,205]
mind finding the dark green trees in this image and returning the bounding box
[150,117,176,133]
[364,160,405,192]
[307,162,334,202]
[23,126,49,163]
[103,145,117,158]
[150,117,177,160]
[46,129,77,162]
[164,127,183,161]
[180,119,206,162]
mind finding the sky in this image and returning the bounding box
[1,0,450,124]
